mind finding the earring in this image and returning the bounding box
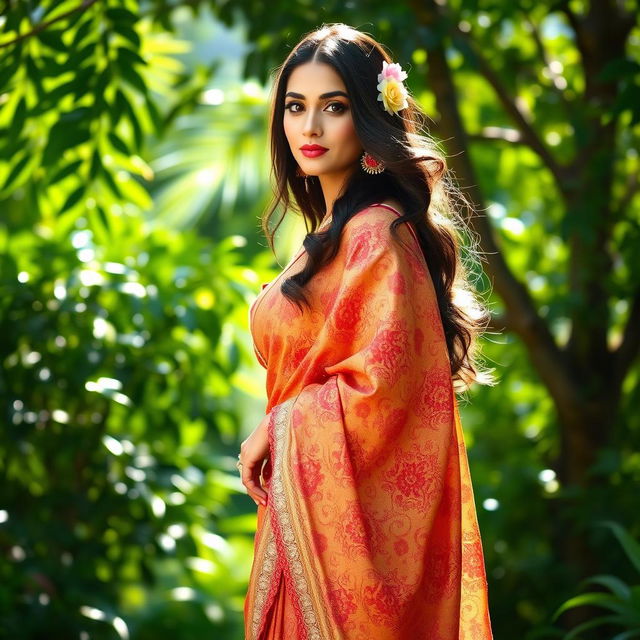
[360,151,385,174]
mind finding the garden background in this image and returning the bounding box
[1,1,639,639]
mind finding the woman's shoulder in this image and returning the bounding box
[335,202,426,281]
[355,199,405,220]
[345,200,418,249]
[344,200,404,232]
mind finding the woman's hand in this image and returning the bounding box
[239,415,270,507]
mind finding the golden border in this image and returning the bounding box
[271,397,333,640]
[249,514,278,640]
[283,416,341,638]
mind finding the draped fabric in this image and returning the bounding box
[244,203,493,640]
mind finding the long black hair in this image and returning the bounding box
[262,23,496,392]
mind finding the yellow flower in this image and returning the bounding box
[378,79,407,114]
[376,61,409,115]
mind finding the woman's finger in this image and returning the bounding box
[242,462,268,505]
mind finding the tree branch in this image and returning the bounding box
[468,127,523,144]
[450,25,567,187]
[0,0,101,51]
[521,9,573,114]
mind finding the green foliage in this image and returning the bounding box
[0,3,281,637]
[550,521,640,639]
[0,0,193,226]
[0,0,270,243]
[0,208,266,638]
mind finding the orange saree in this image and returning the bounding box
[244,203,493,640]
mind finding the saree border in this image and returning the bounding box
[281,402,339,639]
[248,513,279,640]
[268,396,339,640]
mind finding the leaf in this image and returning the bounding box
[48,160,84,186]
[118,90,143,151]
[117,60,148,96]
[24,56,44,101]
[1,153,31,193]
[37,29,67,53]
[0,134,29,159]
[594,521,640,574]
[10,95,27,140]
[563,615,629,640]
[105,8,138,24]
[108,132,131,156]
[39,55,70,78]
[89,150,102,180]
[92,205,111,238]
[117,174,152,210]
[116,46,147,68]
[42,122,91,166]
[71,66,95,101]
[598,58,640,83]
[552,593,632,620]
[61,185,86,213]
[0,52,20,93]
[71,16,95,49]
[2,7,23,33]
[32,80,76,115]
[60,107,92,123]
[579,575,632,601]
[114,24,141,49]
[145,94,162,135]
[53,203,85,241]
[112,89,128,125]
[99,165,123,199]
[74,41,98,66]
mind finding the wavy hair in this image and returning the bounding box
[261,23,497,393]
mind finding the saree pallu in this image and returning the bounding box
[244,204,493,640]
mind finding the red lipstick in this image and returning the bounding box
[300,144,328,158]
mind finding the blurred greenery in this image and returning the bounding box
[550,521,640,639]
[0,1,639,639]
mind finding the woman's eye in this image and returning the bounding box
[284,102,347,113]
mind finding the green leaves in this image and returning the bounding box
[550,521,640,635]
[0,207,256,638]
[595,521,640,575]
[0,0,162,217]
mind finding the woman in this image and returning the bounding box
[239,23,496,640]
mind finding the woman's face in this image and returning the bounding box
[283,61,362,180]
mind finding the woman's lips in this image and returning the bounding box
[301,148,328,158]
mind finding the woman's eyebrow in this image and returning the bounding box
[285,90,349,100]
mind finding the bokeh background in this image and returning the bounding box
[1,1,639,639]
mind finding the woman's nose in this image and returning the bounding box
[302,109,322,137]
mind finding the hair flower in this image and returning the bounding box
[376,60,409,115]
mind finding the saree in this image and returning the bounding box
[244,203,493,640]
